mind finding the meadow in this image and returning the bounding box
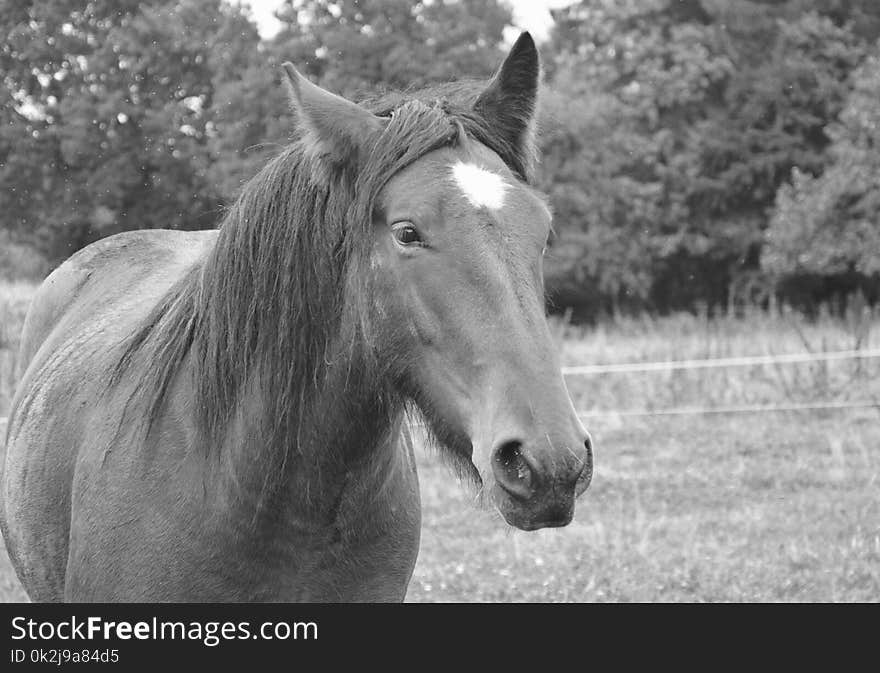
[0,280,878,602]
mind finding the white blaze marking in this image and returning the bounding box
[450,161,507,210]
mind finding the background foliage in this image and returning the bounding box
[2,0,879,318]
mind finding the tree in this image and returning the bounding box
[0,0,261,263]
[540,0,875,316]
[541,0,733,315]
[270,0,511,99]
[765,48,880,300]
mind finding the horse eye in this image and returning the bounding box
[392,222,421,246]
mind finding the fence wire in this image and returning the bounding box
[2,349,877,428]
[564,348,879,417]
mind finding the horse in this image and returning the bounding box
[0,32,593,602]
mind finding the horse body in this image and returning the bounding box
[2,229,420,601]
[2,33,594,602]
[3,230,212,600]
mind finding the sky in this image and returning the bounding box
[242,0,576,42]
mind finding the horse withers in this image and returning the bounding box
[0,32,592,602]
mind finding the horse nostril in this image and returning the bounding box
[492,440,536,500]
[583,434,593,466]
[576,436,594,493]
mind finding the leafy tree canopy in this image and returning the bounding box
[2,0,878,314]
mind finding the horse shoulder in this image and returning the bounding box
[15,229,218,383]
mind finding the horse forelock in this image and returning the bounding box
[363,80,536,182]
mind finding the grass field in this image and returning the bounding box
[1,280,878,602]
[0,280,34,419]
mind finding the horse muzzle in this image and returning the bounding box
[489,432,593,531]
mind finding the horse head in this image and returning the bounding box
[282,33,592,532]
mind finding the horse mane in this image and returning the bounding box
[110,78,535,473]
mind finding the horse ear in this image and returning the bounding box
[473,32,540,169]
[281,62,384,161]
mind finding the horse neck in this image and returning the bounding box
[214,349,405,525]
[195,209,403,519]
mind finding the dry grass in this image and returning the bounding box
[0,280,36,418]
[0,282,878,602]
[553,306,880,415]
[409,410,880,602]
